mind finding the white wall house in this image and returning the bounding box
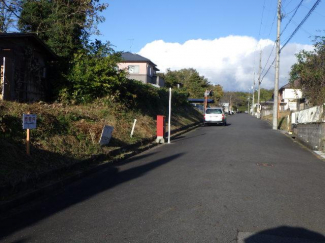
[118,52,165,87]
[279,83,303,111]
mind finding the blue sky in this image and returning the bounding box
[96,0,325,91]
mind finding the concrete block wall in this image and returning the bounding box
[293,123,325,151]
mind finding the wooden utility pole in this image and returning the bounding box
[252,73,255,115]
[257,50,262,118]
[273,0,282,130]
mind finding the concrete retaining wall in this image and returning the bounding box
[292,105,324,124]
[293,123,325,151]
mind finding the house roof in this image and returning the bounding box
[279,83,292,91]
[279,82,302,91]
[0,33,57,59]
[121,52,159,71]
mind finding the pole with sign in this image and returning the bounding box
[23,113,37,155]
[204,90,210,112]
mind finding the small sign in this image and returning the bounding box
[204,90,211,97]
[23,114,37,129]
[99,125,114,146]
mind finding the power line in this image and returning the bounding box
[258,0,267,39]
[260,43,276,83]
[281,0,322,50]
[280,0,304,36]
[267,12,277,38]
[260,0,322,83]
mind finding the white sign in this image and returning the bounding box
[99,125,114,146]
[23,114,37,129]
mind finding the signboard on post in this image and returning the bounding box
[204,90,210,97]
[23,114,37,129]
[22,113,37,155]
[204,90,211,111]
[99,125,114,146]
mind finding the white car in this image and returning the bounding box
[204,107,227,126]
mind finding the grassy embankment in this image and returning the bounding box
[0,91,202,196]
[262,110,291,130]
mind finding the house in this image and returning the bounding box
[279,83,303,111]
[0,33,57,102]
[118,52,165,87]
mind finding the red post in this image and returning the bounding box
[156,115,165,143]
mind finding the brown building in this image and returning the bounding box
[0,33,56,102]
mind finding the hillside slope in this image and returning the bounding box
[0,97,202,193]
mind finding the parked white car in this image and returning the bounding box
[204,107,227,126]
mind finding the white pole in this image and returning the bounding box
[168,88,171,143]
[130,119,137,138]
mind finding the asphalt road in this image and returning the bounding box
[1,114,325,243]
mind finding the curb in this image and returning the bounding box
[0,122,201,215]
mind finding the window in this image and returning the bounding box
[128,65,139,74]
[148,66,152,76]
[206,109,222,114]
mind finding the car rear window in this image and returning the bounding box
[206,109,222,114]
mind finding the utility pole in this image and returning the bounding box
[273,0,282,130]
[252,72,255,116]
[204,90,208,112]
[257,50,262,118]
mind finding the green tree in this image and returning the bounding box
[289,35,325,106]
[18,0,108,59]
[222,91,250,112]
[209,84,223,104]
[159,69,179,88]
[62,40,124,103]
[259,88,273,103]
[0,0,19,32]
[161,68,215,98]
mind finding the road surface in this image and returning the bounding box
[1,114,325,242]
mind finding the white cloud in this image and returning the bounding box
[138,36,313,91]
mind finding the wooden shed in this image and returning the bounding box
[0,33,57,102]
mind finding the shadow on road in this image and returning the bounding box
[242,226,325,243]
[202,123,232,127]
[172,133,206,142]
[0,153,185,240]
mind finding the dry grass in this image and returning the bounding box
[262,110,291,130]
[0,99,202,189]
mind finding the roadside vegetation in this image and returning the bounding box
[289,35,325,106]
[0,87,202,192]
[262,111,291,131]
[0,2,204,195]
[159,69,224,105]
